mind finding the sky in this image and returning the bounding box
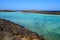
[0,0,60,10]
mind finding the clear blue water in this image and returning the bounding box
[0,12,60,40]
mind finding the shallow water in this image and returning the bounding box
[0,12,60,40]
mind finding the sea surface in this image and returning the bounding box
[0,12,60,40]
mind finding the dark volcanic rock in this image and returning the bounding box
[0,19,45,40]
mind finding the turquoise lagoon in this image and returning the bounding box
[0,12,60,40]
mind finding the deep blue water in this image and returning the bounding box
[0,12,60,40]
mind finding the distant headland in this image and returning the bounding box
[0,10,60,15]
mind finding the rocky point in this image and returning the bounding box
[0,19,45,40]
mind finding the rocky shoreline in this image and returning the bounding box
[20,10,60,15]
[0,19,45,40]
[0,10,60,15]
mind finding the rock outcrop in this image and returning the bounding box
[0,19,45,40]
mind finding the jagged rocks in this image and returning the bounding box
[0,31,13,40]
[0,19,45,40]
